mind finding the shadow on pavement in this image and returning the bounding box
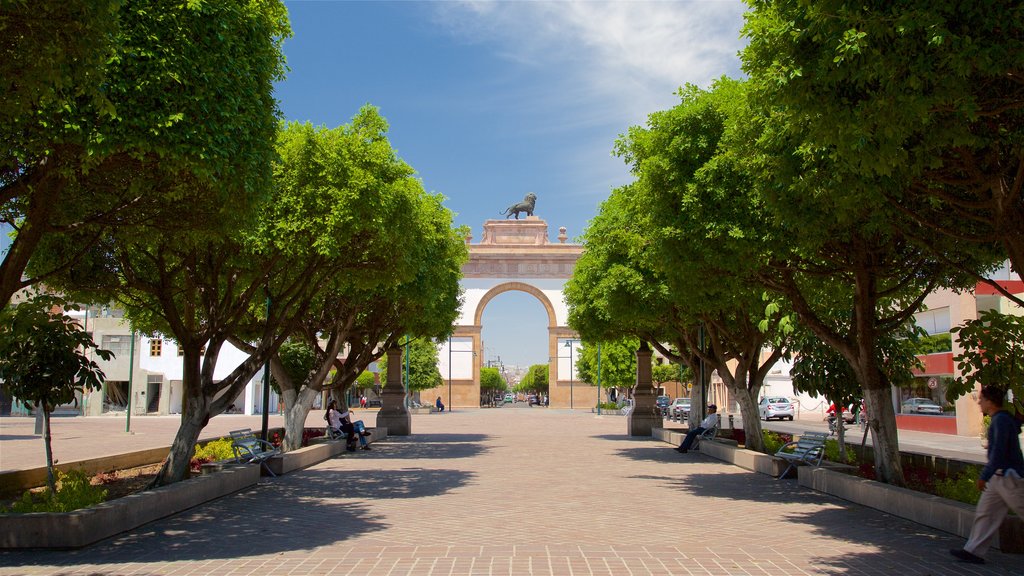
[0,465,472,568]
[637,470,1021,574]
[371,433,492,460]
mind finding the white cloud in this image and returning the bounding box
[431,0,748,127]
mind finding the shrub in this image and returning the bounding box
[936,467,981,505]
[762,430,791,454]
[193,438,235,462]
[2,470,107,513]
[302,428,325,447]
[190,437,235,472]
[597,401,619,410]
[823,439,856,464]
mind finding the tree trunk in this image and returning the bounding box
[281,386,320,452]
[42,405,56,493]
[151,349,207,487]
[864,382,903,485]
[733,386,765,453]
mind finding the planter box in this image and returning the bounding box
[0,464,259,549]
[799,466,1022,553]
[270,427,386,475]
[697,439,787,477]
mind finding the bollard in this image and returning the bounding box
[728,414,734,430]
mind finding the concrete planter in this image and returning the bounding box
[0,464,259,549]
[798,466,1022,553]
[268,427,386,476]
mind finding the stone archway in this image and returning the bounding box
[420,217,591,409]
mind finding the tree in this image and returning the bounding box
[741,0,1023,299]
[381,338,444,392]
[2,0,290,308]
[515,364,548,394]
[233,112,465,451]
[739,6,1002,483]
[0,295,112,492]
[576,338,638,393]
[948,310,1024,416]
[652,363,688,394]
[605,79,791,452]
[480,366,506,394]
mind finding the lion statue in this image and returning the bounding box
[499,192,537,220]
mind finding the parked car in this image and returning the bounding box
[528,394,539,406]
[655,395,671,415]
[759,396,794,421]
[669,398,691,419]
[902,397,943,414]
[503,393,514,404]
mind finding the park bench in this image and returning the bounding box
[775,431,828,479]
[229,428,280,476]
[693,423,719,449]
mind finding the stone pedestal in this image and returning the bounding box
[627,343,661,436]
[376,347,411,436]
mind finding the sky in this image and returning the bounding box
[275,0,749,368]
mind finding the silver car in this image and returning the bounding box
[669,398,691,419]
[901,397,943,414]
[759,396,794,421]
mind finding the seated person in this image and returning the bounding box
[675,404,719,453]
[338,407,372,451]
[326,400,371,450]
[436,396,445,413]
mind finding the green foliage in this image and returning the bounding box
[823,439,855,465]
[949,310,1024,416]
[576,339,638,390]
[3,0,292,308]
[356,371,375,390]
[479,367,506,393]
[762,430,789,455]
[916,333,952,355]
[0,294,113,409]
[381,338,443,392]
[596,401,620,410]
[652,363,688,387]
[516,364,549,393]
[935,467,981,506]
[193,438,235,462]
[2,470,107,514]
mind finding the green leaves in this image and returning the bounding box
[949,310,1024,416]
[0,294,112,410]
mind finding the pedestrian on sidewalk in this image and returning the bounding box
[675,404,718,453]
[950,386,1024,565]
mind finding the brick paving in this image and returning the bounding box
[1,408,1021,575]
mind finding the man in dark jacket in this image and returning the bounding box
[950,386,1024,564]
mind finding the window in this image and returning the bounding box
[101,335,130,358]
[150,338,162,357]
[914,307,951,335]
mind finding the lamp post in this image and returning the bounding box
[596,342,602,415]
[564,339,576,410]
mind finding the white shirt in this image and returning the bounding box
[700,413,720,429]
[328,409,343,429]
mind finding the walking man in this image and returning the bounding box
[950,385,1024,564]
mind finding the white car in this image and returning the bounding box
[901,397,943,414]
[669,398,691,419]
[759,396,794,421]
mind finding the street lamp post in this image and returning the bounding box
[596,342,602,416]
[564,339,576,410]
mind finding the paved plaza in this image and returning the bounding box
[1,408,1021,575]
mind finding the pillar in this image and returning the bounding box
[376,346,411,435]
[627,341,661,436]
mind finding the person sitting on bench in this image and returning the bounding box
[327,400,371,451]
[675,404,719,453]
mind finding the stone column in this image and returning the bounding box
[376,346,411,436]
[627,341,661,436]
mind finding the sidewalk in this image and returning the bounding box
[0,410,378,473]
[0,409,1020,575]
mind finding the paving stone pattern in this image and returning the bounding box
[1,408,1020,575]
